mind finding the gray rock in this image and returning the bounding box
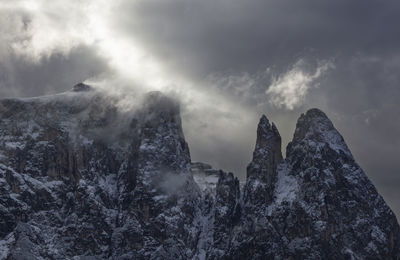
[0,87,398,259]
[244,114,283,206]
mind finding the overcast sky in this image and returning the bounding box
[0,0,399,218]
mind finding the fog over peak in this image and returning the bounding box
[1,0,399,218]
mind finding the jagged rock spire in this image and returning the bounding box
[244,114,282,205]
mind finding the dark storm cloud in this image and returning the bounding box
[115,0,400,77]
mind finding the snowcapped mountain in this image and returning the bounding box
[0,84,399,259]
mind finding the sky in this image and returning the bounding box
[0,0,399,218]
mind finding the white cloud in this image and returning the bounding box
[0,0,99,60]
[266,60,334,110]
[0,0,183,93]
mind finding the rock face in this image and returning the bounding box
[0,86,399,259]
[277,109,400,259]
[0,86,199,259]
[244,115,282,206]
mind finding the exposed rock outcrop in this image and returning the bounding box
[0,87,399,259]
[244,115,283,206]
[0,87,199,259]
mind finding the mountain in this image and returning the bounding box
[0,84,399,259]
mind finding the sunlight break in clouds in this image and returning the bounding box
[0,0,96,61]
[1,0,230,98]
[0,0,170,90]
[266,60,334,110]
[0,0,259,174]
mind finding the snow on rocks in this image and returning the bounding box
[0,87,399,260]
[273,163,299,205]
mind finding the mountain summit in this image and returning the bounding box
[0,86,399,259]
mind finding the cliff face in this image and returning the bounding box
[0,85,399,259]
[236,109,400,259]
[244,115,282,206]
[0,86,199,259]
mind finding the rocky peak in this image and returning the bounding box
[137,91,190,176]
[72,82,92,92]
[272,108,400,259]
[141,91,180,120]
[139,91,186,142]
[292,108,333,141]
[244,114,282,205]
[288,108,352,158]
[248,115,282,179]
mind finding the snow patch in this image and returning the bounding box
[371,225,387,244]
[320,128,352,157]
[0,232,15,259]
[193,172,219,195]
[274,163,299,205]
[193,202,215,260]
[305,114,352,158]
[4,141,25,149]
[98,175,118,198]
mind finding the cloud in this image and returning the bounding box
[266,60,334,110]
[0,0,115,98]
[0,0,93,60]
[0,45,111,98]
